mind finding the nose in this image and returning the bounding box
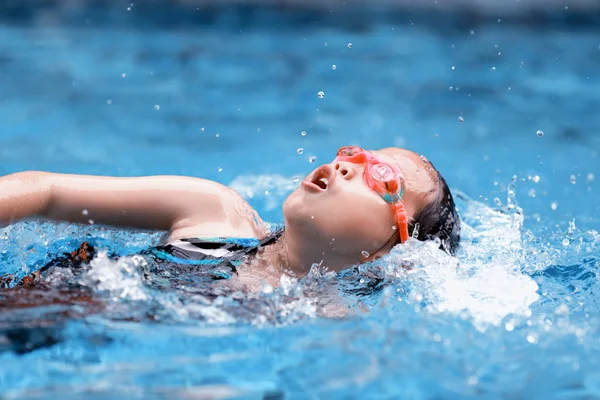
[334,161,357,180]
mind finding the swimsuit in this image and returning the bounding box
[0,227,285,288]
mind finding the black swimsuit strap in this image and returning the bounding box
[243,226,285,255]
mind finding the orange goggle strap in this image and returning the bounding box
[394,201,410,243]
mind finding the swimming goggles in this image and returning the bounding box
[335,146,410,243]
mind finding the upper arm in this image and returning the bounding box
[43,173,267,238]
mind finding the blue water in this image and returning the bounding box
[1,4,599,399]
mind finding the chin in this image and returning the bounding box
[283,191,326,236]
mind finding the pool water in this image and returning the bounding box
[1,3,599,399]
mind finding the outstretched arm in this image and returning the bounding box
[0,171,266,239]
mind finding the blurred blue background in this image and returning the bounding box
[0,0,597,228]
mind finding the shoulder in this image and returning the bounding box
[168,184,269,242]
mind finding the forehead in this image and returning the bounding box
[372,148,438,195]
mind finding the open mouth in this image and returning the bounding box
[307,165,333,191]
[303,165,334,192]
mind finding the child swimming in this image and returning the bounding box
[0,146,460,291]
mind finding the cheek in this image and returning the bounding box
[315,190,393,247]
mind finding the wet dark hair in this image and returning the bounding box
[407,163,461,254]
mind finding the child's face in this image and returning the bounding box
[283,147,439,270]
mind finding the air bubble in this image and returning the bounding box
[526,334,538,344]
[555,304,569,315]
[200,127,204,132]
[154,105,160,110]
[347,43,352,48]
[536,130,544,137]
[449,86,454,91]
[532,175,540,183]
[297,148,304,155]
[317,91,325,99]
[551,202,558,211]
[309,156,317,163]
[216,133,220,138]
[332,65,337,70]
[391,225,397,231]
[490,66,496,72]
[88,219,95,225]
[292,177,299,183]
[301,131,307,136]
[570,175,577,184]
[588,173,595,183]
[82,209,89,216]
[217,167,223,172]
[494,197,502,207]
[107,99,112,105]
[505,322,515,331]
[122,73,127,78]
[562,238,570,246]
[361,250,370,258]
[458,116,464,123]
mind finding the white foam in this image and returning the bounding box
[385,191,539,330]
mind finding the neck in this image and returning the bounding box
[276,228,355,274]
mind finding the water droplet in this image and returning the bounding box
[317,91,325,99]
[292,177,299,183]
[297,148,304,155]
[570,175,577,184]
[301,131,307,136]
[88,219,95,225]
[551,202,558,211]
[449,86,454,91]
[309,156,317,163]
[536,130,544,137]
[588,173,595,183]
[347,43,352,48]
[106,99,112,105]
[526,334,538,344]
[555,304,569,315]
[217,167,222,172]
[82,209,89,216]
[154,105,160,110]
[420,155,428,163]
[562,238,570,246]
[490,66,496,72]
[332,64,337,70]
[458,116,464,123]
[391,225,397,231]
[361,250,370,258]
